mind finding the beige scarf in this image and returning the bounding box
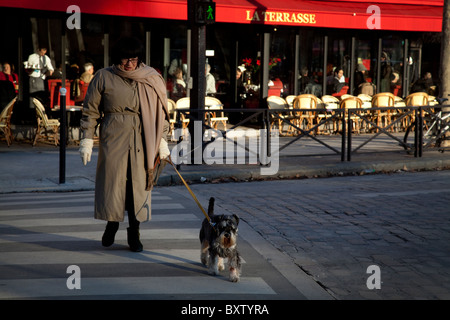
[112,63,169,190]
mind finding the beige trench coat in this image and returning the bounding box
[80,67,168,222]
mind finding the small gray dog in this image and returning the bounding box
[199,197,241,282]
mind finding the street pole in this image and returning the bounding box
[188,0,215,164]
[59,17,67,184]
[441,0,450,146]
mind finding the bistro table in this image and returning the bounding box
[51,105,83,143]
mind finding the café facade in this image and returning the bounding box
[0,0,445,119]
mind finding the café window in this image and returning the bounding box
[268,28,294,97]
[298,30,324,97]
[354,37,377,95]
[379,36,404,95]
[325,35,351,95]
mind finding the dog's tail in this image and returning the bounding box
[208,197,215,217]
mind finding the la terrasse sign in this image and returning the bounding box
[245,10,317,24]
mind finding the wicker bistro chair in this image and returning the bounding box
[339,96,363,133]
[340,94,354,101]
[405,92,429,107]
[205,96,228,130]
[32,98,60,146]
[320,95,340,133]
[405,91,431,131]
[0,97,17,146]
[292,94,319,134]
[357,94,373,132]
[371,92,395,132]
[285,95,297,108]
[167,98,177,140]
[174,97,191,129]
[266,95,293,135]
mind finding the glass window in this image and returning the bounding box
[299,30,324,97]
[370,36,403,95]
[269,28,294,97]
[325,35,351,95]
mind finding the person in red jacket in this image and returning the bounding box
[0,62,19,94]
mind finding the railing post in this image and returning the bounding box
[341,110,346,162]
[59,87,66,184]
[414,108,419,157]
[418,106,423,157]
[347,111,352,161]
[266,110,271,160]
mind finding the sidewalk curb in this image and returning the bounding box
[155,157,450,186]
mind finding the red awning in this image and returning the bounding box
[0,0,443,32]
[215,0,443,31]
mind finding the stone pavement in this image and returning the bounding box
[183,172,450,299]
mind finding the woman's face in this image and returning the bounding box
[3,63,11,74]
[120,57,139,71]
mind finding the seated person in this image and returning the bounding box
[170,67,186,102]
[411,72,433,94]
[0,62,19,94]
[80,63,95,83]
[205,63,216,96]
[353,63,367,94]
[332,68,346,94]
[298,67,310,94]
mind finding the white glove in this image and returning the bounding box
[159,138,170,160]
[79,138,94,166]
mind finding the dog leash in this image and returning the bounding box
[162,155,215,229]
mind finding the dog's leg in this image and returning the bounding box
[218,257,225,271]
[208,253,220,275]
[200,240,209,266]
[228,252,241,282]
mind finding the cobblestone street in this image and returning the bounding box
[187,170,450,299]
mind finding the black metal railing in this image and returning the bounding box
[174,104,449,166]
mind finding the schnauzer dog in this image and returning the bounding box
[199,197,241,282]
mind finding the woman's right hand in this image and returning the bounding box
[79,138,94,165]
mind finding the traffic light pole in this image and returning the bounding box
[187,0,214,164]
[189,22,206,164]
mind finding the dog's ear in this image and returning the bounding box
[208,197,215,216]
[232,214,240,226]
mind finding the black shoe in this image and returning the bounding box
[127,227,143,252]
[102,221,119,247]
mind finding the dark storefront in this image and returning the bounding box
[0,0,444,124]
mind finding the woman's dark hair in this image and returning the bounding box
[111,37,144,65]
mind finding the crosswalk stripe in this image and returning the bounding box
[0,249,203,265]
[0,249,245,265]
[0,203,185,216]
[0,214,199,228]
[0,276,275,299]
[0,195,171,207]
[0,192,93,201]
[0,229,199,243]
[0,191,162,202]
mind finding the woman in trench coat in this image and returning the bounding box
[79,37,170,252]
